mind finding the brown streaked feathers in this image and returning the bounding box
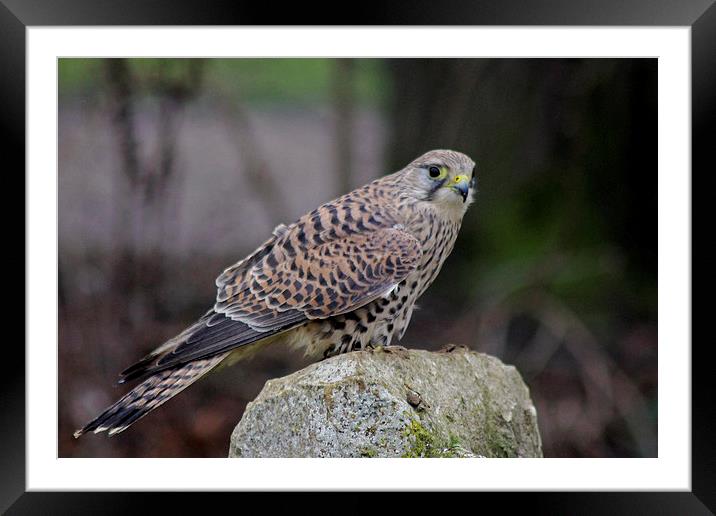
[75,149,476,438]
[77,354,227,437]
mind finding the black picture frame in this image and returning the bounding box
[5,0,711,511]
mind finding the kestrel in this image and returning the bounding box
[75,149,476,437]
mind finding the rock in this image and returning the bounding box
[228,347,542,458]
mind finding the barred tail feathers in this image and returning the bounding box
[75,308,295,438]
[73,353,227,438]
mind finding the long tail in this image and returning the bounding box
[74,306,296,438]
[73,353,227,438]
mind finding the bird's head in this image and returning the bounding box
[399,149,477,218]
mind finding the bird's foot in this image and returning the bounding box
[438,343,469,353]
[381,344,410,357]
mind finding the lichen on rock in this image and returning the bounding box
[228,347,542,458]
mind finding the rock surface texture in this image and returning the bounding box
[229,347,542,458]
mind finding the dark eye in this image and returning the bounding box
[428,166,441,178]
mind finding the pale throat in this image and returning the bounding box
[399,199,464,249]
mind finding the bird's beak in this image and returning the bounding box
[448,175,470,202]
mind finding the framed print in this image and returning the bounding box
[7,0,712,510]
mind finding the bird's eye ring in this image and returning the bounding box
[428,166,442,178]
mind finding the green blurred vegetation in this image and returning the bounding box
[59,58,388,106]
[58,58,657,459]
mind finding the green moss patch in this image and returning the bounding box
[401,419,464,458]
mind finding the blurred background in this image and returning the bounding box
[59,58,657,458]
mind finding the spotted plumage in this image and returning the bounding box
[75,149,476,437]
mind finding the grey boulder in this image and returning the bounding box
[229,347,542,458]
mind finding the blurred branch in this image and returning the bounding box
[386,59,495,167]
[103,58,205,324]
[332,59,354,194]
[438,60,493,146]
[104,58,141,324]
[104,59,141,187]
[144,60,205,269]
[533,292,655,457]
[473,284,655,457]
[214,90,290,224]
[462,239,654,457]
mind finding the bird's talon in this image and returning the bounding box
[383,345,409,357]
[439,343,468,353]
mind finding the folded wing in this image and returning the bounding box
[121,217,422,379]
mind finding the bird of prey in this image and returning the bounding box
[75,149,476,437]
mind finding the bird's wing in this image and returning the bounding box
[85,222,421,434]
[151,222,422,370]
